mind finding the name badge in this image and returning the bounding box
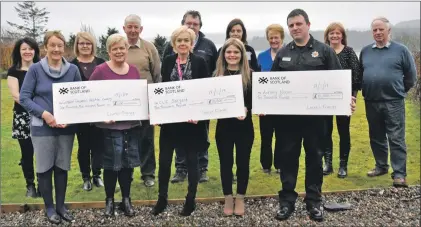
[282,57,291,61]
[246,51,252,59]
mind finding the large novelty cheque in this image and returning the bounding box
[52,80,149,124]
[252,70,352,116]
[148,75,245,125]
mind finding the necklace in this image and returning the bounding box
[228,69,239,75]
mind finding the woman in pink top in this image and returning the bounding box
[89,34,142,217]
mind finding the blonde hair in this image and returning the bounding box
[265,24,285,41]
[213,38,251,89]
[43,30,66,46]
[324,22,347,46]
[74,32,97,57]
[170,25,196,53]
[106,33,129,53]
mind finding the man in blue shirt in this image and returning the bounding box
[360,16,417,187]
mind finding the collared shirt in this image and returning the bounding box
[271,34,342,72]
[129,38,142,49]
[372,41,391,49]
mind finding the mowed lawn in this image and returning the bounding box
[1,79,420,204]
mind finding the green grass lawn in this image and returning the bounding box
[1,79,420,204]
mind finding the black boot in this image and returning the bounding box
[104,198,115,217]
[119,197,135,217]
[323,151,333,175]
[180,196,196,216]
[151,196,168,215]
[338,160,348,178]
[25,178,38,198]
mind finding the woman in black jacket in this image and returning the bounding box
[70,32,105,190]
[322,22,363,178]
[214,38,254,216]
[218,18,260,72]
[152,25,210,217]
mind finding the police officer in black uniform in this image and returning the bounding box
[271,9,345,222]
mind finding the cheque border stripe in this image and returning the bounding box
[0,185,418,213]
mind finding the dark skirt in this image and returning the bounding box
[12,110,30,139]
[102,126,142,171]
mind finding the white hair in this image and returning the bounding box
[371,16,392,30]
[124,14,141,26]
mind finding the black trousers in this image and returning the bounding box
[259,115,280,170]
[76,124,103,180]
[138,121,156,180]
[275,115,325,207]
[18,138,37,185]
[322,115,351,163]
[158,129,199,199]
[216,118,254,195]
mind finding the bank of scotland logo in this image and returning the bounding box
[258,77,268,84]
[59,88,69,94]
[154,88,164,95]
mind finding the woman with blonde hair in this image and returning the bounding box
[20,30,81,224]
[89,33,144,217]
[214,37,254,216]
[321,22,362,178]
[71,31,106,191]
[152,25,209,217]
[257,24,285,174]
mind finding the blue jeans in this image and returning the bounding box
[138,120,156,180]
[174,121,209,173]
[365,99,407,179]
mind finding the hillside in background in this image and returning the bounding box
[202,19,420,51]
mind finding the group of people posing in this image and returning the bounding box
[7,8,417,224]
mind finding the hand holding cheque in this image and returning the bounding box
[51,71,355,124]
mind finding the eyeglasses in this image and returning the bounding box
[185,22,200,27]
[78,42,92,46]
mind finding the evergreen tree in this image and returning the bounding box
[98,27,119,60]
[153,34,168,60]
[6,1,50,42]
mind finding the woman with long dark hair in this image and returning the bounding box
[7,37,41,198]
[218,18,260,72]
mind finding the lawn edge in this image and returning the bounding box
[1,185,419,214]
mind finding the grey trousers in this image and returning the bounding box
[365,99,407,179]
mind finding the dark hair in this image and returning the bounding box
[11,37,40,69]
[181,10,202,27]
[225,18,248,44]
[287,9,310,25]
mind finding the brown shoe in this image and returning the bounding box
[367,168,388,177]
[223,195,234,216]
[234,194,245,216]
[393,178,408,188]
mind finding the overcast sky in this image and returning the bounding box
[1,1,420,41]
